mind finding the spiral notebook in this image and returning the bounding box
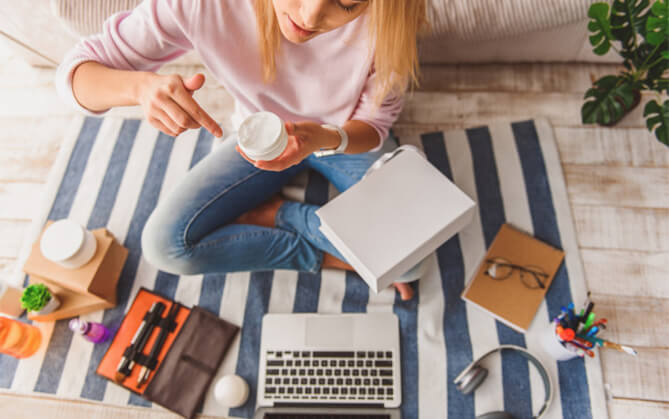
[461,223,565,333]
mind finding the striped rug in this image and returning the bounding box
[0,116,608,418]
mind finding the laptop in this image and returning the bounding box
[253,313,402,418]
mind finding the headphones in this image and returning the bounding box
[453,345,553,419]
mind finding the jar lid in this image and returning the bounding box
[40,219,85,263]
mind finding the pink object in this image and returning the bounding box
[56,0,403,152]
[69,318,111,344]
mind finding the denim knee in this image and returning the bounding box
[141,209,200,275]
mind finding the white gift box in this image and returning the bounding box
[316,146,477,293]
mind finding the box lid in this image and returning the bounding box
[316,147,476,289]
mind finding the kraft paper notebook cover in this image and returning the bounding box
[462,224,564,333]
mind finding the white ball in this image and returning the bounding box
[214,374,249,408]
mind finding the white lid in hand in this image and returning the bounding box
[40,219,85,263]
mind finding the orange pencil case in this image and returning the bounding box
[97,287,239,418]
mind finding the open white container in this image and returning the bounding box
[40,219,98,270]
[237,111,288,161]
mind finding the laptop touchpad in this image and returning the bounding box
[305,317,353,347]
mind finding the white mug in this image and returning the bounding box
[540,322,579,361]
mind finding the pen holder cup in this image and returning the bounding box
[541,323,579,361]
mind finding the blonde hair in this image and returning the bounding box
[253,0,429,109]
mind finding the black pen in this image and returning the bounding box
[115,301,165,382]
[138,302,181,386]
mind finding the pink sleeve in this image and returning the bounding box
[55,0,197,115]
[349,67,405,152]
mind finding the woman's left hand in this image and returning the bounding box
[236,121,339,171]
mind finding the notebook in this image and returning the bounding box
[316,146,476,293]
[461,223,565,333]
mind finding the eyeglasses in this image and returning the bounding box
[483,257,548,289]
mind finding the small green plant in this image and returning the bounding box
[584,0,668,145]
[20,284,52,312]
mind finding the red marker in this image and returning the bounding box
[558,327,575,341]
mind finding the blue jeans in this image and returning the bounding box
[141,131,399,275]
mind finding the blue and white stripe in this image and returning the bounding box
[0,116,607,418]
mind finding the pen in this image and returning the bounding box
[582,302,594,321]
[572,336,594,348]
[592,318,607,329]
[601,340,637,356]
[138,302,181,386]
[557,326,575,342]
[586,326,599,337]
[564,342,594,358]
[583,312,596,331]
[115,302,164,380]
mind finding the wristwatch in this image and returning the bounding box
[313,124,349,157]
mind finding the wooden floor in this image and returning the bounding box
[0,41,668,418]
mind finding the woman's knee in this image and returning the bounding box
[141,209,200,275]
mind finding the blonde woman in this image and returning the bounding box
[57,0,428,300]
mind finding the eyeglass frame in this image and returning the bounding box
[483,257,549,289]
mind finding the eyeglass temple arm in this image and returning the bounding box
[485,260,549,278]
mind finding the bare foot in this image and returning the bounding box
[393,283,414,301]
[233,194,284,228]
[237,199,415,301]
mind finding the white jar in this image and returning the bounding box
[237,111,288,161]
[40,219,98,269]
[540,323,579,361]
[214,374,249,408]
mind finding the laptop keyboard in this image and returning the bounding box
[263,350,396,403]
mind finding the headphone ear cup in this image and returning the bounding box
[459,366,488,394]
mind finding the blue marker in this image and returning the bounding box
[586,326,599,337]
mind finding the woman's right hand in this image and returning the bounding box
[136,72,223,138]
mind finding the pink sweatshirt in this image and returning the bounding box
[56,0,404,151]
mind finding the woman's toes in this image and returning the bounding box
[393,282,414,301]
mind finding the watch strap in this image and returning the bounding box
[314,124,348,157]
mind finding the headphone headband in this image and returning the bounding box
[453,345,553,419]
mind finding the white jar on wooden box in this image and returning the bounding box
[40,219,98,269]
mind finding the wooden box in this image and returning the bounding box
[22,225,128,322]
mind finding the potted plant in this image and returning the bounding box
[584,0,668,146]
[21,284,60,315]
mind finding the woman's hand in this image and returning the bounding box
[236,121,340,171]
[136,72,222,138]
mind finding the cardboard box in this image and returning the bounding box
[23,223,128,322]
[316,147,476,293]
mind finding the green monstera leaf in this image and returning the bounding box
[582,75,639,125]
[612,0,650,42]
[612,0,651,67]
[644,99,669,145]
[646,0,669,45]
[588,2,616,55]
